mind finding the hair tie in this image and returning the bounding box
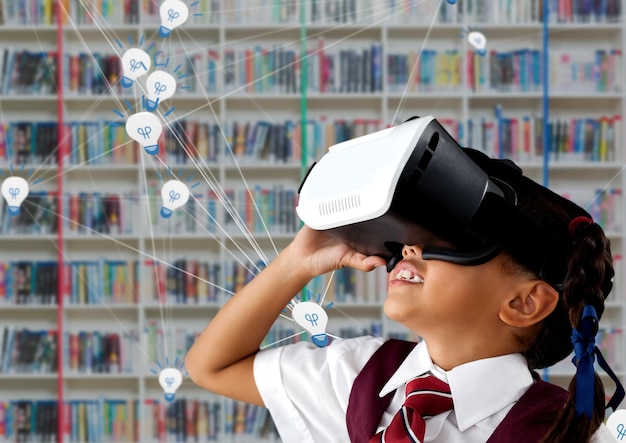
[571,305,626,418]
[568,216,593,236]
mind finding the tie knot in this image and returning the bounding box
[404,374,454,418]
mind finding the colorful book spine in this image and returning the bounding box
[64,259,138,306]
[143,258,222,305]
[0,191,58,236]
[63,330,135,374]
[0,327,58,374]
[63,398,138,442]
[0,400,58,442]
[63,192,138,236]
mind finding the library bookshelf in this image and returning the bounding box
[0,0,624,442]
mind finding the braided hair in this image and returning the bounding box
[493,166,614,443]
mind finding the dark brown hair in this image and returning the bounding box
[500,169,612,443]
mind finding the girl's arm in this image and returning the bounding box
[184,226,386,406]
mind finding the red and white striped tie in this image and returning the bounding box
[370,373,454,443]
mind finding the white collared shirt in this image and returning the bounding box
[253,336,615,442]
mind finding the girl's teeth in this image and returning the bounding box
[397,269,423,283]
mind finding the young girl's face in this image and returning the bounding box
[385,244,519,344]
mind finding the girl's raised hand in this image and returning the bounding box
[284,225,387,280]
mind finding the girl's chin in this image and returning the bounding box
[383,296,409,322]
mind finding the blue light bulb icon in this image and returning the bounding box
[158,367,183,402]
[1,176,29,216]
[292,301,329,347]
[125,112,163,155]
[159,0,190,38]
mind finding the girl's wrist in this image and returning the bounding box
[277,243,318,284]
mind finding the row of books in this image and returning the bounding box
[467,0,621,23]
[468,48,543,94]
[64,192,138,236]
[0,0,59,25]
[0,397,278,443]
[544,0,622,23]
[0,49,58,96]
[0,191,58,235]
[144,259,223,306]
[0,261,58,305]
[222,119,298,165]
[2,0,620,27]
[0,115,353,167]
[387,49,461,93]
[3,46,624,98]
[145,186,218,236]
[465,114,621,165]
[0,259,392,308]
[65,259,138,306]
[550,49,623,93]
[64,52,124,97]
[157,397,276,442]
[0,400,58,443]
[225,42,385,95]
[223,185,299,236]
[223,46,300,95]
[0,327,57,374]
[0,121,58,165]
[0,0,140,26]
[62,0,140,26]
[144,320,198,371]
[545,116,621,163]
[306,42,384,94]
[469,48,623,93]
[64,398,138,443]
[63,330,136,374]
[143,0,460,26]
[145,183,300,237]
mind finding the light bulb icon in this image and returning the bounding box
[468,31,487,56]
[125,112,163,155]
[160,179,190,218]
[159,0,190,38]
[120,47,152,88]
[292,301,329,347]
[145,71,177,112]
[1,176,29,216]
[158,367,183,402]
[606,409,626,440]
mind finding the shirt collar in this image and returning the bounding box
[379,341,534,432]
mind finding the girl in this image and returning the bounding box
[185,148,622,442]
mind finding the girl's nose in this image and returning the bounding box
[402,244,422,258]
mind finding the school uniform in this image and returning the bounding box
[253,335,615,442]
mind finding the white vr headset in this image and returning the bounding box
[296,115,580,289]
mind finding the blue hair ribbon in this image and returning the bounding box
[571,305,625,418]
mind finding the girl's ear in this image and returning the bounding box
[499,281,559,328]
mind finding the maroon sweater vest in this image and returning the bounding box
[346,339,567,443]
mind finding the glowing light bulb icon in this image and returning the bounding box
[468,31,487,56]
[606,409,626,440]
[120,47,152,88]
[1,176,29,216]
[125,112,163,155]
[292,301,329,347]
[145,71,177,112]
[159,0,190,38]
[160,179,190,218]
[158,367,183,402]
